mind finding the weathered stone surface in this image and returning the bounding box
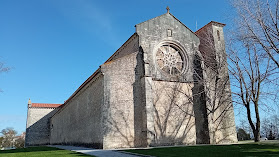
[136,13,201,146]
[136,13,199,82]
[50,73,104,148]
[151,81,196,146]
[25,107,58,146]
[102,52,140,149]
[197,22,238,144]
[26,12,238,149]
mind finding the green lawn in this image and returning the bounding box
[1,141,279,157]
[0,146,94,157]
[124,141,279,157]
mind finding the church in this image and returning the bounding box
[25,8,238,149]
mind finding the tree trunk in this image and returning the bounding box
[254,130,260,142]
[246,104,261,142]
[254,103,261,142]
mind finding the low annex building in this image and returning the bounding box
[25,99,62,146]
[25,9,238,149]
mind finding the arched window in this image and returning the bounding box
[217,30,220,41]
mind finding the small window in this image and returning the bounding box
[167,29,172,37]
[217,30,220,41]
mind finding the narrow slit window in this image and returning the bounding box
[217,30,220,41]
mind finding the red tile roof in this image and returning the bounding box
[31,103,62,108]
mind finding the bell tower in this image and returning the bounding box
[196,21,238,144]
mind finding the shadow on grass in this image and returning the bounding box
[69,151,93,157]
[0,146,60,154]
[125,141,279,157]
[0,146,91,157]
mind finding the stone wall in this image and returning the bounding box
[25,107,58,146]
[151,81,196,146]
[197,22,238,144]
[50,33,141,150]
[210,24,237,144]
[136,13,201,146]
[136,13,200,82]
[50,73,104,148]
[106,34,139,63]
[101,51,144,149]
[27,12,238,149]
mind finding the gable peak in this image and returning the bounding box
[166,6,170,14]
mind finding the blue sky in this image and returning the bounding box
[0,0,270,134]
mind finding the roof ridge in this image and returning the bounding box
[135,13,168,27]
[30,103,62,108]
[32,103,62,104]
[168,13,198,37]
[195,21,226,34]
[135,13,198,38]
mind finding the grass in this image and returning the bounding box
[1,141,278,157]
[124,140,279,157]
[0,146,94,157]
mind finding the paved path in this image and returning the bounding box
[49,145,141,157]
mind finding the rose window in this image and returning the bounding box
[156,44,184,75]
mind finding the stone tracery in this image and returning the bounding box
[156,44,184,75]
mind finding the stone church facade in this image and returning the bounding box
[25,11,238,149]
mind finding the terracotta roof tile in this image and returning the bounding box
[31,103,62,108]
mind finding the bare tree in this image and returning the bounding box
[227,37,279,141]
[0,61,10,92]
[1,128,17,148]
[272,115,279,139]
[261,117,271,138]
[229,0,279,142]
[237,128,251,141]
[261,115,279,139]
[238,119,253,138]
[0,137,3,148]
[0,62,10,74]
[232,0,279,68]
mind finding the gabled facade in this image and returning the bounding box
[25,99,62,146]
[25,11,238,149]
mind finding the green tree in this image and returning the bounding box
[237,128,250,141]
